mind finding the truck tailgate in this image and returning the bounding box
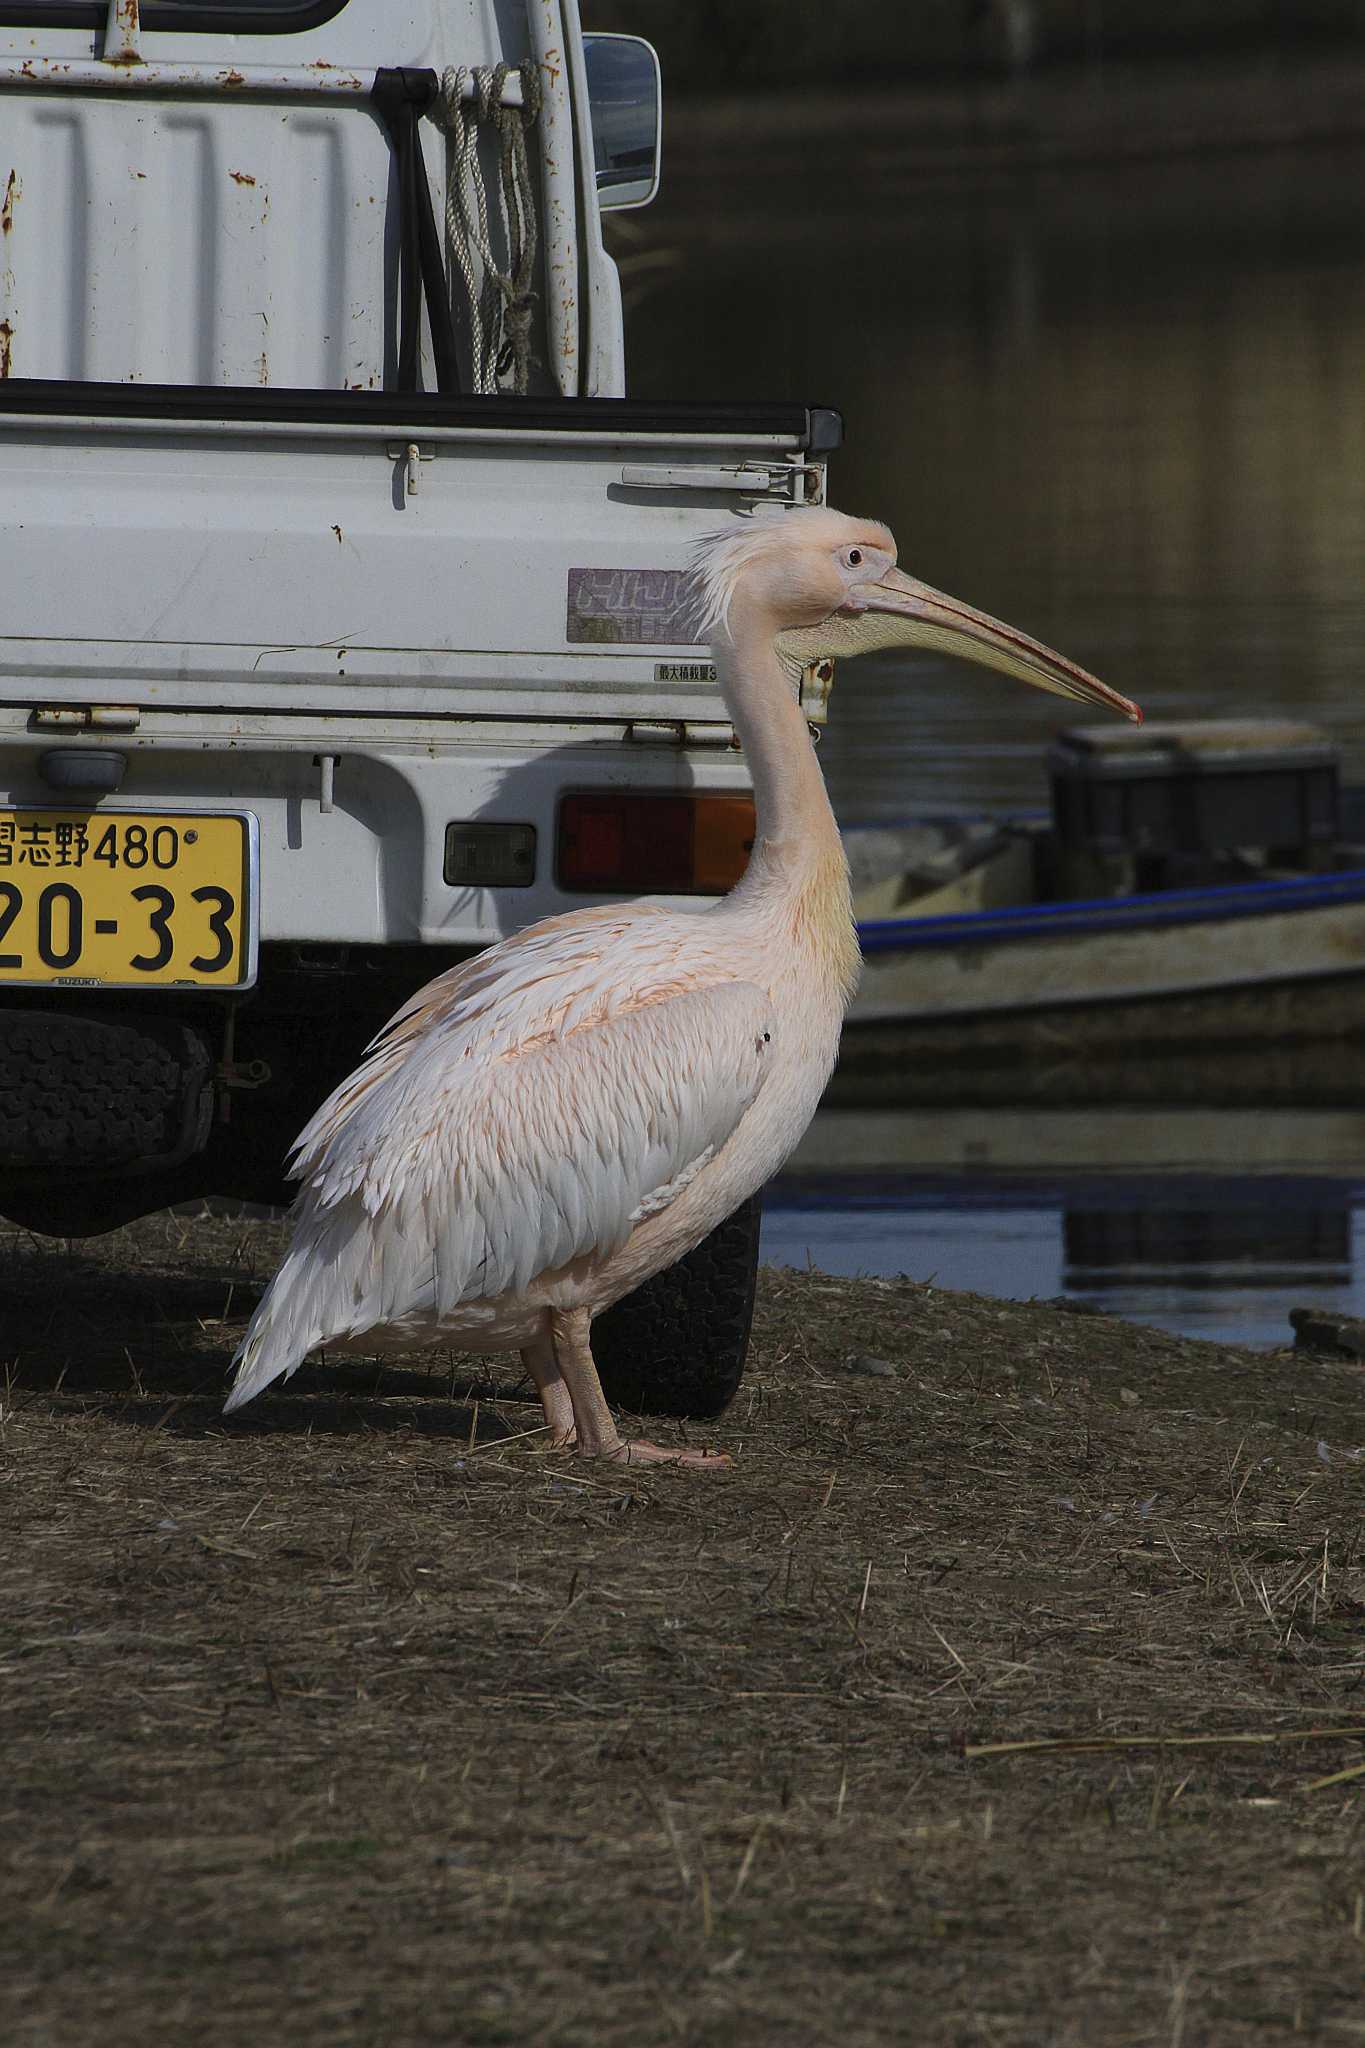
[0,383,838,723]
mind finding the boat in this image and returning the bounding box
[835,716,1365,1107]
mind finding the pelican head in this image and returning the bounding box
[694,506,1141,724]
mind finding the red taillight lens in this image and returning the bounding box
[557,792,755,895]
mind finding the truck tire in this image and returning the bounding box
[0,1008,213,1176]
[591,1191,763,1421]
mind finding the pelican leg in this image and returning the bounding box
[549,1308,731,1469]
[521,1326,577,1448]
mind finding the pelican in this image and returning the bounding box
[225,507,1138,1463]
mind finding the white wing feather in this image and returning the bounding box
[225,919,773,1411]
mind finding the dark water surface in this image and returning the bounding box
[624,112,1365,819]
[621,102,1365,1339]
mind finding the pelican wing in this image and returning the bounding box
[225,936,773,1409]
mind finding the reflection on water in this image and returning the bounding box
[762,1176,1360,1348]
[1062,1203,1348,1287]
[766,1109,1365,1346]
[625,119,1365,816]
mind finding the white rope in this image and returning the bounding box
[439,62,541,397]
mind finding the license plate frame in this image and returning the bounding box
[0,806,259,992]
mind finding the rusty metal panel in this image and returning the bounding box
[0,2,588,392]
[0,93,391,387]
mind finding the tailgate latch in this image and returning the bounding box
[620,461,823,502]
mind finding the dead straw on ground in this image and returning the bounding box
[2,1208,1363,2046]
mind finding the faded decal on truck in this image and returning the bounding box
[566,568,701,645]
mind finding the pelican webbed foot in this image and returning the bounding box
[539,1308,732,1471]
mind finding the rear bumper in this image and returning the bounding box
[0,715,751,951]
[0,713,750,1210]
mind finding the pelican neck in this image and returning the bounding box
[716,616,843,884]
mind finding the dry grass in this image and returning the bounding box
[2,1210,1364,2046]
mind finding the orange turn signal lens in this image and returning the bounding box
[557,792,755,895]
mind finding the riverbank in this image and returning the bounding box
[3,1210,1363,2043]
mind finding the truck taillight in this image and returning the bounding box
[557,793,755,895]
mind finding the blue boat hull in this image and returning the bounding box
[834,867,1365,1105]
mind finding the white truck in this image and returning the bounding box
[0,0,838,1416]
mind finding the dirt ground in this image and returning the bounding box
[2,1209,1363,2047]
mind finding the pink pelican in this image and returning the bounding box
[225,508,1138,1464]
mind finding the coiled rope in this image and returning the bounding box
[439,62,543,396]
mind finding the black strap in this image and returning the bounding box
[371,68,464,395]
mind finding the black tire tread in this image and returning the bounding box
[591,1192,763,1420]
[0,1008,212,1174]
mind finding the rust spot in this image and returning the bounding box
[229,169,257,188]
[258,352,268,385]
[105,0,144,68]
[0,319,13,380]
[1,170,17,235]
[221,69,246,88]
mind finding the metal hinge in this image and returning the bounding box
[625,719,738,749]
[31,704,141,733]
[388,441,434,502]
[620,462,822,501]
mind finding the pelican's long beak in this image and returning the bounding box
[844,566,1142,724]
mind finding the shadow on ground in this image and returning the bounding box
[0,1209,532,1443]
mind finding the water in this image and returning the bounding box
[623,96,1365,818]
[764,1109,1365,1347]
[762,1171,1365,1349]
[617,75,1365,1343]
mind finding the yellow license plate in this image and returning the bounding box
[0,809,257,989]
